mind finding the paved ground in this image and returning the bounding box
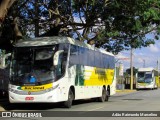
[1,89,160,120]
[0,99,6,111]
[0,89,136,111]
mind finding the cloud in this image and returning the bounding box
[115,52,129,59]
[148,44,159,52]
[115,52,130,70]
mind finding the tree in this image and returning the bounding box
[94,0,160,54]
[0,0,160,53]
[126,67,138,76]
[0,0,23,51]
[0,0,16,22]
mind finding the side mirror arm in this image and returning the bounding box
[53,50,64,66]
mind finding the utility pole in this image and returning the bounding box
[143,59,145,68]
[157,59,159,79]
[130,48,133,90]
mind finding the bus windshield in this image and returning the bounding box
[137,72,152,83]
[10,44,69,85]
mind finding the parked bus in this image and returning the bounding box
[9,36,116,108]
[136,68,159,90]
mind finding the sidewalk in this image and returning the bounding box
[116,89,136,93]
[0,106,5,111]
[0,98,7,111]
[115,89,137,96]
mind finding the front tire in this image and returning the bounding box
[98,87,106,102]
[64,89,74,108]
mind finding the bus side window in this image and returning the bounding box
[69,45,79,67]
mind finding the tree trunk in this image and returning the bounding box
[0,0,16,22]
[34,0,39,37]
[13,17,22,40]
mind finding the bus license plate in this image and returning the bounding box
[25,97,34,100]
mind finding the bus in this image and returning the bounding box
[9,36,116,108]
[136,67,159,90]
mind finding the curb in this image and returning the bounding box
[113,89,137,96]
[116,89,136,92]
[0,98,7,111]
[116,89,136,93]
[0,107,5,111]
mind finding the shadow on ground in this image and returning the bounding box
[0,98,108,111]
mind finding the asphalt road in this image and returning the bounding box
[1,89,160,120]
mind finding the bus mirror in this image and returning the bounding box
[53,50,64,66]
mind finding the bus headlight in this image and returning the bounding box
[9,88,18,94]
[45,84,59,92]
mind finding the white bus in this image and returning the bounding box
[136,68,159,90]
[9,36,116,108]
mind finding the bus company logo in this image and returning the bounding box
[2,112,11,117]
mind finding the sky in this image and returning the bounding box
[115,34,160,71]
[74,16,160,71]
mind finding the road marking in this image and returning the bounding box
[78,106,105,115]
[87,106,104,111]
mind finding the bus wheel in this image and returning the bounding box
[98,87,106,102]
[105,90,109,101]
[64,89,74,108]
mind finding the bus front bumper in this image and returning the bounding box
[136,84,154,89]
[9,88,63,103]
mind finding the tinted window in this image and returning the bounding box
[94,51,101,67]
[79,47,88,65]
[69,45,115,69]
[102,54,107,68]
[69,45,79,65]
[111,56,115,69]
[102,55,115,69]
[99,53,103,68]
[87,50,95,66]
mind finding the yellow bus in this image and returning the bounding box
[9,36,116,108]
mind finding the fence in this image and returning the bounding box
[124,76,136,89]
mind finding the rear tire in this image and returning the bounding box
[105,90,109,101]
[64,89,74,108]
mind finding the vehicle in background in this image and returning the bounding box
[136,67,159,90]
[9,36,116,108]
[110,68,116,95]
[0,53,11,98]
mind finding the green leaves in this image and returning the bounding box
[126,67,138,76]
[107,31,120,37]
[1,0,160,54]
[155,35,159,40]
[144,8,160,21]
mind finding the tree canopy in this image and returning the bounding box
[126,67,138,76]
[0,0,160,53]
